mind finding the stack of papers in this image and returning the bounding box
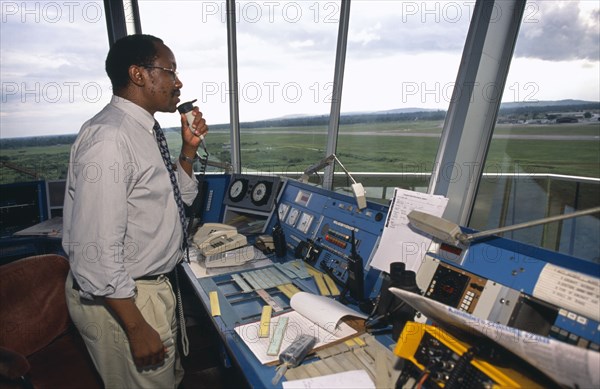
[234,292,367,365]
[371,188,448,273]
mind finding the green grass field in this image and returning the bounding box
[1,120,598,184]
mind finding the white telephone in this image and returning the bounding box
[193,223,248,256]
[204,246,256,268]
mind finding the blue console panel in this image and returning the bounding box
[265,180,390,299]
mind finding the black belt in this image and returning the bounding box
[72,271,173,292]
[136,272,172,281]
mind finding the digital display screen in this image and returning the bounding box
[294,190,311,207]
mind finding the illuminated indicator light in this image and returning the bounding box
[440,243,462,256]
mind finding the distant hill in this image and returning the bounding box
[266,107,436,121]
[249,100,598,125]
[207,108,447,131]
[499,99,599,110]
[207,100,598,131]
[338,107,439,116]
[1,100,598,142]
[497,100,599,118]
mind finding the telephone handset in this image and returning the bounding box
[193,223,248,256]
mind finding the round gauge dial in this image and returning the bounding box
[251,182,270,205]
[228,179,247,202]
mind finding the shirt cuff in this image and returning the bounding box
[176,159,199,204]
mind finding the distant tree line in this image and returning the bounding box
[210,110,448,131]
[1,103,597,148]
[0,134,77,149]
[498,102,599,117]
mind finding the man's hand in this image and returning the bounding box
[180,106,208,149]
[127,319,168,370]
[105,297,168,370]
[180,106,208,176]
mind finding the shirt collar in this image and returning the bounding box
[110,95,155,134]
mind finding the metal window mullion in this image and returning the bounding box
[226,0,242,174]
[103,1,141,45]
[323,0,351,190]
[124,0,142,35]
[429,0,526,225]
[104,0,127,45]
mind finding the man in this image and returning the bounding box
[63,34,207,388]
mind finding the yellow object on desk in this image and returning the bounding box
[313,273,330,296]
[294,262,341,296]
[209,291,221,316]
[259,305,272,338]
[323,273,340,296]
[277,283,301,299]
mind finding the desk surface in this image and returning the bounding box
[13,217,63,238]
[181,256,396,388]
[183,261,289,388]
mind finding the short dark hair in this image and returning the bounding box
[105,34,164,92]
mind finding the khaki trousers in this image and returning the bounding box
[65,272,184,389]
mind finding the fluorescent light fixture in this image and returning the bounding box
[408,207,600,246]
[299,153,367,210]
[407,210,464,247]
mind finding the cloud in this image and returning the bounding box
[514,1,599,61]
[1,0,598,138]
[1,7,110,138]
[332,2,472,58]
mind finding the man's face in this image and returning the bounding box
[141,43,182,114]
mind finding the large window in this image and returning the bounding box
[234,1,339,175]
[338,1,472,199]
[469,0,600,262]
[139,1,340,175]
[0,1,110,183]
[138,0,230,170]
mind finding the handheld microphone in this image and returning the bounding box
[177,99,202,137]
[177,99,208,157]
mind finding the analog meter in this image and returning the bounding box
[297,212,314,234]
[251,182,270,206]
[228,178,248,202]
[286,207,300,226]
[278,203,290,221]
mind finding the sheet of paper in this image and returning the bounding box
[234,310,357,364]
[282,370,375,389]
[533,263,600,322]
[389,287,600,389]
[370,188,448,273]
[290,292,367,330]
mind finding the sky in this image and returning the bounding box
[1,0,599,138]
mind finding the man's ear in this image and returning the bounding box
[129,65,145,86]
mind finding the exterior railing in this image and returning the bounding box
[266,171,600,263]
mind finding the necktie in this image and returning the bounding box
[153,121,189,250]
[153,120,190,356]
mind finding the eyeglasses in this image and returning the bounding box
[140,65,179,79]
